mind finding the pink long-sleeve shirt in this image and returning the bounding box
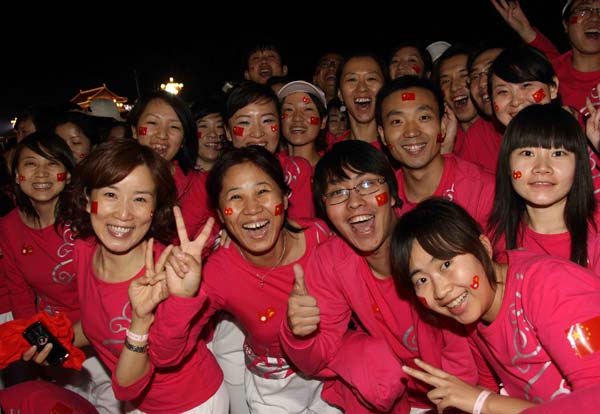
[280,236,480,413]
[149,219,331,367]
[455,117,503,174]
[0,209,78,323]
[173,162,219,240]
[468,249,600,404]
[395,154,495,228]
[276,153,315,219]
[75,238,222,414]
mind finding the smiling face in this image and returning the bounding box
[217,162,287,257]
[314,53,343,99]
[468,48,503,117]
[509,146,575,211]
[438,54,479,128]
[226,99,280,153]
[338,56,385,125]
[281,92,326,147]
[133,98,184,161]
[565,0,600,56]
[15,147,69,205]
[389,46,426,79]
[378,87,443,171]
[55,121,92,162]
[408,239,500,324]
[196,112,225,165]
[491,75,557,127]
[324,169,395,255]
[88,165,155,255]
[245,49,287,84]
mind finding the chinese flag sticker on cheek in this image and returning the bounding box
[401,92,416,101]
[19,175,26,182]
[309,117,320,125]
[233,126,244,137]
[270,125,279,132]
[197,131,202,138]
[138,126,147,136]
[375,192,388,206]
[274,203,284,216]
[91,201,98,214]
[532,88,546,103]
[57,172,67,182]
[566,315,600,358]
[224,207,233,216]
[418,296,429,308]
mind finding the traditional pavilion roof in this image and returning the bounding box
[70,84,127,111]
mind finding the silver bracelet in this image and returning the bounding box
[124,339,148,353]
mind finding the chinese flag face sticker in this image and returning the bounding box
[512,170,522,180]
[18,175,26,182]
[91,201,98,214]
[532,88,546,103]
[233,126,244,137]
[375,192,388,206]
[270,125,279,133]
[412,65,421,75]
[274,203,284,216]
[224,207,233,216]
[309,117,320,125]
[401,92,416,101]
[418,296,429,308]
[197,131,202,138]
[302,96,311,103]
[56,172,67,182]
[138,126,147,136]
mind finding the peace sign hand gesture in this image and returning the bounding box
[128,238,172,322]
[164,206,215,298]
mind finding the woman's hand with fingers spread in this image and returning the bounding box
[164,207,215,297]
[128,238,172,321]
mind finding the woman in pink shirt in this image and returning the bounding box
[149,145,338,413]
[5,132,120,413]
[128,90,216,239]
[488,104,600,273]
[32,139,228,413]
[391,197,600,413]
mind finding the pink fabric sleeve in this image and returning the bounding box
[326,329,408,412]
[148,292,210,368]
[522,383,600,413]
[110,362,155,402]
[526,261,600,390]
[528,28,561,61]
[0,241,36,319]
[279,252,351,376]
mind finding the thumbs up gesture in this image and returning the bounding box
[287,264,320,337]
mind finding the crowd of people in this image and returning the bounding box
[1,0,600,413]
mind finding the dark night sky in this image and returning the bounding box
[1,1,567,134]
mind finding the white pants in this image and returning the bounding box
[245,370,341,414]
[210,313,249,414]
[59,352,122,414]
[126,381,229,414]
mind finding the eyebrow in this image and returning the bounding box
[224,181,272,195]
[385,104,435,119]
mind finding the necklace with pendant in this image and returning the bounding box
[245,234,287,288]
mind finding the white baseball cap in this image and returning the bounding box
[277,81,327,109]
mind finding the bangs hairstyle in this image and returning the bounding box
[127,90,198,174]
[488,45,559,102]
[312,140,400,219]
[12,131,76,226]
[62,139,177,244]
[489,104,595,266]
[206,145,302,233]
[391,198,497,293]
[225,81,280,124]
